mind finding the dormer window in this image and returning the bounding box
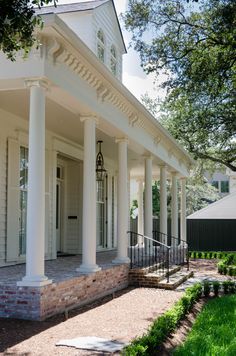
[97,29,105,63]
[110,45,117,75]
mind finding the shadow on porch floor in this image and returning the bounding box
[0,250,118,285]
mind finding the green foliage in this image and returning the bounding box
[174,294,236,355]
[203,281,211,297]
[0,0,57,60]
[217,253,236,275]
[212,281,220,296]
[124,0,236,170]
[122,283,202,355]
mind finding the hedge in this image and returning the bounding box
[189,251,236,260]
[218,253,236,276]
[122,283,202,355]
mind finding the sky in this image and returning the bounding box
[54,0,165,102]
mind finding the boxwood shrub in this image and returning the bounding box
[122,283,202,356]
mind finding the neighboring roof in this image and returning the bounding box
[35,1,127,53]
[187,191,236,220]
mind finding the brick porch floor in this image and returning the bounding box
[0,250,117,285]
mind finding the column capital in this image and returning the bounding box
[80,115,99,124]
[171,171,178,177]
[24,78,50,90]
[143,154,153,161]
[115,137,129,144]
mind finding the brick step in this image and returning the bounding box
[156,270,194,290]
[129,265,182,288]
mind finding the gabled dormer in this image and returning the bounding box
[37,1,126,81]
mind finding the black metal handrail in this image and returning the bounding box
[127,231,171,282]
[153,230,189,270]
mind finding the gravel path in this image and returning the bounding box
[1,288,183,355]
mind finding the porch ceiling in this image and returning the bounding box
[0,88,163,174]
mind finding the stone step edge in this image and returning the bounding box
[129,264,181,277]
[156,270,194,290]
[146,265,181,279]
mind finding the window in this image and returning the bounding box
[110,45,117,75]
[221,181,229,193]
[96,176,108,249]
[212,180,219,190]
[19,146,28,255]
[97,29,105,63]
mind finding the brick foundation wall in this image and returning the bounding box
[0,264,129,320]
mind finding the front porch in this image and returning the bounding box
[0,251,129,320]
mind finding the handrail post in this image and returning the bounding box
[167,247,170,283]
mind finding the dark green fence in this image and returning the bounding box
[187,219,236,251]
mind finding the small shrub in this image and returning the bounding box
[204,252,208,259]
[212,281,220,296]
[209,252,212,259]
[198,252,202,259]
[213,252,217,259]
[229,267,234,277]
[229,281,235,294]
[193,251,196,259]
[223,281,231,294]
[223,266,228,275]
[203,281,211,297]
[218,261,224,274]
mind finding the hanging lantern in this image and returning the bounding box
[96,140,106,181]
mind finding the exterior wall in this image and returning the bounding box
[59,12,94,52]
[0,132,7,264]
[0,264,129,320]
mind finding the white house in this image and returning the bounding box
[0,0,194,319]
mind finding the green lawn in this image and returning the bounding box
[174,294,236,356]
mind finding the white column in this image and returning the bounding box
[77,116,101,273]
[180,178,187,242]
[137,179,144,236]
[171,172,178,246]
[160,165,168,244]
[144,157,153,252]
[18,79,52,287]
[113,138,130,264]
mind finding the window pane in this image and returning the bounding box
[97,30,105,63]
[212,181,219,190]
[20,147,28,189]
[19,190,27,255]
[110,45,117,75]
[221,181,229,193]
[98,43,105,62]
[19,146,29,255]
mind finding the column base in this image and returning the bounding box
[17,275,52,287]
[112,256,130,264]
[76,264,101,274]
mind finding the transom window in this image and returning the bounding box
[97,29,105,63]
[110,45,117,75]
